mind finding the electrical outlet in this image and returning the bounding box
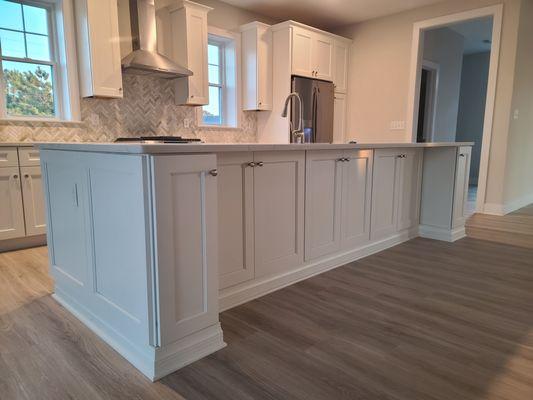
[513,109,520,120]
[183,118,192,128]
[390,120,406,130]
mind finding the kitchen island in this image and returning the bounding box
[38,141,472,380]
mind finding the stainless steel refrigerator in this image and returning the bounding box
[291,76,335,143]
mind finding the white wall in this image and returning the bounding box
[422,27,465,141]
[334,0,522,208]
[503,0,533,210]
[456,51,491,185]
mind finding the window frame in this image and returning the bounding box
[0,0,80,122]
[198,26,240,129]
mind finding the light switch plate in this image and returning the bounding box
[390,120,406,130]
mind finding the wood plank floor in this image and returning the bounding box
[466,204,533,249]
[2,238,533,399]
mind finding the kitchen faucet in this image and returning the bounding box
[281,92,305,143]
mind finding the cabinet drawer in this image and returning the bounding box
[18,147,40,167]
[0,147,19,167]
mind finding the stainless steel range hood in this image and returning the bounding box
[121,0,192,79]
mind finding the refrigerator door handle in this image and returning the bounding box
[312,86,319,143]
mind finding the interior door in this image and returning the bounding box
[370,149,401,241]
[217,152,255,289]
[0,167,25,241]
[305,150,343,260]
[341,150,373,249]
[254,151,305,278]
[20,166,47,236]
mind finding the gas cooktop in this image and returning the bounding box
[114,136,202,144]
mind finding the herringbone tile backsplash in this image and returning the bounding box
[0,75,257,143]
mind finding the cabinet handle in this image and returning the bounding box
[24,174,30,178]
[247,162,256,167]
[209,169,218,177]
[459,153,465,157]
[12,174,18,179]
[257,161,264,167]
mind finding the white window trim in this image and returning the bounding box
[0,0,81,122]
[197,26,241,130]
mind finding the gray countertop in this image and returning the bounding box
[36,141,474,154]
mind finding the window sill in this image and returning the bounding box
[197,124,242,131]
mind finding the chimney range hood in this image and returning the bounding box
[121,0,192,79]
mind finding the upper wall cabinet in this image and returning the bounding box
[241,22,272,111]
[271,21,350,86]
[75,0,123,98]
[333,40,349,93]
[167,0,212,106]
[291,26,333,81]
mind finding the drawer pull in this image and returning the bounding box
[257,161,264,167]
[209,169,218,177]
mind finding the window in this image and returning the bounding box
[0,0,60,119]
[201,29,238,128]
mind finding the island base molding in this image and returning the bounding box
[220,227,419,311]
[418,225,466,242]
[53,290,225,382]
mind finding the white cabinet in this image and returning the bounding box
[371,148,422,240]
[218,151,305,287]
[254,151,305,278]
[241,22,272,111]
[0,167,25,241]
[452,146,472,228]
[305,149,372,260]
[291,26,333,81]
[21,166,47,236]
[75,0,123,98]
[333,93,347,143]
[217,153,255,290]
[333,40,349,93]
[168,0,212,105]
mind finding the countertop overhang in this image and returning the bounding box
[36,142,474,154]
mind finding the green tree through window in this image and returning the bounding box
[4,64,54,116]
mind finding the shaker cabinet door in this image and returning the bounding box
[397,149,423,231]
[0,167,25,241]
[20,166,47,236]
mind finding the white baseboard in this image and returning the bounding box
[483,193,533,216]
[419,225,465,242]
[219,228,418,311]
[53,290,225,382]
[0,234,46,253]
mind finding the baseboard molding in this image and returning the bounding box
[154,324,226,381]
[219,228,418,311]
[0,234,46,253]
[419,225,465,242]
[53,290,225,382]
[483,203,505,216]
[503,193,533,215]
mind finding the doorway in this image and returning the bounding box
[406,6,503,214]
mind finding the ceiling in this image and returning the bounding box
[221,0,444,30]
[447,16,493,54]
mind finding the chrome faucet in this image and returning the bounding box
[281,92,304,143]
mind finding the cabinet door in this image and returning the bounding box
[77,0,123,98]
[217,153,255,289]
[341,150,373,249]
[313,33,334,81]
[333,93,347,144]
[20,166,46,236]
[185,8,209,104]
[305,150,343,260]
[333,41,348,93]
[371,149,401,241]
[291,27,313,78]
[452,147,472,228]
[397,149,423,231]
[0,167,25,241]
[254,151,305,278]
[152,155,219,345]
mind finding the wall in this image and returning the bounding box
[0,0,276,144]
[422,27,465,141]
[503,0,533,210]
[334,0,522,208]
[456,51,491,185]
